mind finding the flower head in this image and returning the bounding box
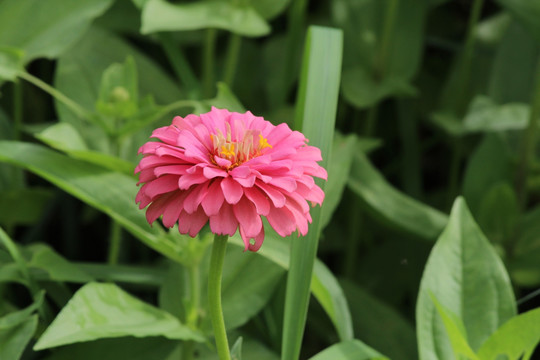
[135,107,326,251]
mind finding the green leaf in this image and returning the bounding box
[320,133,356,229]
[54,27,183,161]
[283,25,343,360]
[477,307,540,360]
[416,197,516,360]
[34,282,204,350]
[308,339,389,360]
[340,280,417,360]
[195,332,279,360]
[42,337,178,360]
[35,122,135,175]
[26,243,94,283]
[430,294,479,360]
[0,0,113,62]
[252,0,290,20]
[0,292,43,360]
[0,141,187,263]
[348,150,448,240]
[509,205,540,286]
[0,315,38,360]
[0,187,53,227]
[488,20,539,103]
[141,0,270,37]
[229,229,354,344]
[0,46,24,81]
[333,0,426,108]
[462,96,529,132]
[476,182,519,246]
[231,336,243,360]
[462,133,513,214]
[76,263,165,287]
[495,0,540,43]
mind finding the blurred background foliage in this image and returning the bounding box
[0,0,540,359]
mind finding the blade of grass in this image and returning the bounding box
[282,26,343,360]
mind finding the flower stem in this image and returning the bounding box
[375,0,399,79]
[107,220,122,265]
[208,234,231,360]
[182,264,200,360]
[13,79,23,140]
[203,29,217,98]
[223,33,242,88]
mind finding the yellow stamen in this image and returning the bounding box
[221,143,235,158]
[259,134,272,149]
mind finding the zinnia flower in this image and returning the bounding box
[135,107,326,251]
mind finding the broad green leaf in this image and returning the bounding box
[43,337,178,360]
[35,122,135,175]
[320,133,356,229]
[0,187,53,227]
[416,197,516,360]
[0,141,188,263]
[477,307,540,360]
[141,0,270,37]
[462,133,513,214]
[340,280,417,360]
[0,0,113,62]
[0,292,43,360]
[509,205,540,286]
[0,46,23,81]
[76,263,165,287]
[158,261,186,321]
[488,20,540,103]
[462,96,529,132]
[308,339,389,360]
[495,0,540,43]
[430,294,480,360]
[283,26,343,360]
[34,282,204,350]
[348,150,448,240]
[0,315,37,360]
[25,244,94,283]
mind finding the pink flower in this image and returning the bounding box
[135,107,326,251]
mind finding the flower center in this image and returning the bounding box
[210,122,272,169]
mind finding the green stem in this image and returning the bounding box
[517,58,540,208]
[223,33,242,87]
[182,265,200,360]
[375,0,399,79]
[13,79,22,140]
[203,29,218,98]
[455,0,485,115]
[158,33,200,99]
[107,220,122,265]
[208,234,231,360]
[18,71,91,121]
[364,105,378,137]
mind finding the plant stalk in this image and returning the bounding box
[13,79,23,140]
[223,33,242,87]
[208,234,231,360]
[375,0,399,79]
[203,29,217,98]
[182,264,200,360]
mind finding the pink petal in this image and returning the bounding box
[233,197,262,238]
[178,172,209,190]
[221,176,243,204]
[203,166,228,179]
[240,226,265,252]
[183,182,210,214]
[178,208,208,237]
[266,205,296,237]
[209,203,238,236]
[243,187,270,216]
[145,175,180,198]
[145,192,175,224]
[201,180,225,216]
[162,192,189,227]
[256,182,286,208]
